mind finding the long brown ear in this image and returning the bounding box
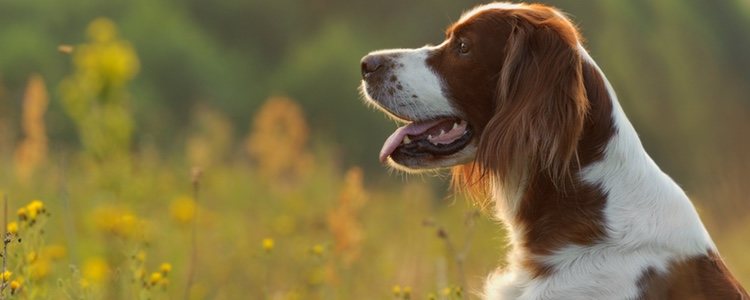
[478,10,588,185]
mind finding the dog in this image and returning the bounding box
[359,2,748,299]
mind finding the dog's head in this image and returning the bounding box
[360,2,588,184]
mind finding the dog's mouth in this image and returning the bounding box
[380,117,474,163]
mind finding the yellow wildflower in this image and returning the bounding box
[87,18,117,43]
[2,270,11,282]
[392,285,402,296]
[28,200,44,211]
[114,213,137,237]
[6,222,18,235]
[262,238,274,252]
[403,286,412,299]
[310,244,324,257]
[92,206,118,232]
[159,263,172,275]
[83,257,109,283]
[26,200,45,220]
[148,272,163,286]
[169,196,196,224]
[135,250,146,262]
[42,244,67,260]
[30,259,51,279]
[134,267,144,280]
[10,280,21,294]
[17,207,27,221]
[442,287,452,296]
[92,206,146,239]
[26,251,37,263]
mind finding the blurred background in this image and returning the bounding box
[0,0,748,299]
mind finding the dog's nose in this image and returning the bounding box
[361,54,383,79]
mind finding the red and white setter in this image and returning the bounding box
[360,2,748,299]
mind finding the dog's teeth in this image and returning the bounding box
[439,129,445,136]
[428,134,433,140]
[452,122,458,130]
[403,136,411,144]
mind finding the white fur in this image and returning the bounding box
[458,2,569,25]
[481,45,715,300]
[458,2,526,24]
[362,42,478,169]
[363,43,456,122]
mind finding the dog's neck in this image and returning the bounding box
[491,48,714,278]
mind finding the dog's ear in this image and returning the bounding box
[477,10,588,185]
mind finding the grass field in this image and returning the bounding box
[1,94,748,299]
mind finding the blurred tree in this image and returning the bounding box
[0,0,747,181]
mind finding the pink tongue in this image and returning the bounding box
[379,120,444,163]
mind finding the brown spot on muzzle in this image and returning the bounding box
[361,53,399,88]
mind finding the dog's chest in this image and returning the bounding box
[484,245,677,300]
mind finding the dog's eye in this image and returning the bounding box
[458,40,470,54]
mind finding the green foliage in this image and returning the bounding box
[270,21,390,165]
[1,0,749,175]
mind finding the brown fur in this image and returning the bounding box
[438,4,747,295]
[433,5,615,277]
[479,6,588,185]
[447,6,591,199]
[637,251,749,299]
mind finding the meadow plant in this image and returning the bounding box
[13,75,48,184]
[59,18,138,162]
[246,97,313,184]
[327,167,367,266]
[186,105,234,169]
[1,200,57,299]
[0,78,10,158]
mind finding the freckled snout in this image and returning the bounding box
[360,54,385,79]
